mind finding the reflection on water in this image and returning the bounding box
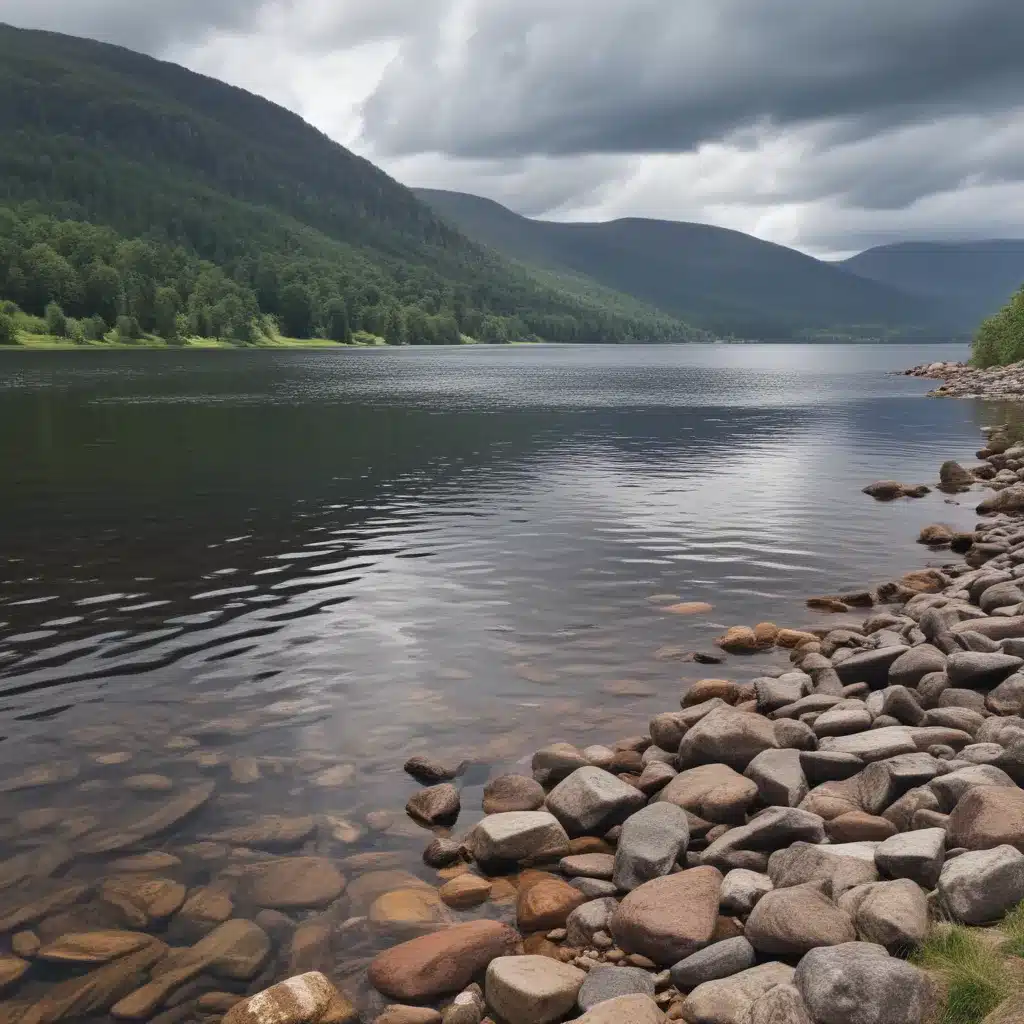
[0,342,994,1011]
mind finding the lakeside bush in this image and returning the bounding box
[972,284,1024,367]
[0,310,16,345]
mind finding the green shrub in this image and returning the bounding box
[66,318,85,344]
[44,301,67,337]
[83,314,108,341]
[0,310,18,345]
[972,285,1024,367]
[116,314,140,342]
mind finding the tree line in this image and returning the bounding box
[972,285,1024,367]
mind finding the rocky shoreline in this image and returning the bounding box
[8,423,1024,1024]
[906,359,1024,400]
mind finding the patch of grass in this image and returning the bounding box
[914,925,1014,1024]
[999,902,1024,959]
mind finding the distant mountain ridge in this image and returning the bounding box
[839,240,1024,330]
[414,188,950,341]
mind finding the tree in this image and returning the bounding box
[45,301,67,337]
[116,314,140,341]
[278,282,315,338]
[324,297,352,343]
[0,311,17,345]
[383,307,405,345]
[84,314,108,340]
[83,261,123,324]
[153,286,180,341]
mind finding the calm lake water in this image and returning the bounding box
[0,342,994,1008]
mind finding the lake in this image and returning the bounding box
[0,342,992,1011]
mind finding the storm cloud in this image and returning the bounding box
[4,0,1024,256]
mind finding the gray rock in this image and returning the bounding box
[960,743,1005,764]
[928,764,1018,812]
[755,677,806,713]
[950,616,1024,641]
[799,751,863,784]
[768,842,878,898]
[612,803,690,892]
[936,845,1024,924]
[485,955,585,1024]
[749,984,813,1024]
[875,828,946,889]
[532,744,590,784]
[916,672,950,709]
[795,942,933,1024]
[682,963,795,1024]
[744,750,808,808]
[465,811,570,865]
[745,887,856,955]
[546,768,646,837]
[720,869,773,916]
[858,753,944,816]
[772,719,818,752]
[565,898,620,948]
[888,646,947,688]
[641,745,677,767]
[700,808,826,873]
[879,686,926,726]
[838,879,928,951]
[977,715,1024,746]
[560,854,616,880]
[637,762,677,796]
[938,688,988,712]
[406,784,461,827]
[835,648,908,688]
[670,937,756,989]
[819,728,917,762]
[946,651,1024,689]
[655,763,759,825]
[987,674,1024,716]
[771,695,844,720]
[649,713,690,753]
[577,966,655,1012]
[923,707,985,735]
[813,704,872,739]
[569,878,619,899]
[678,706,780,772]
[979,580,1024,613]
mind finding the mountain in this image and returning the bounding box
[840,241,1024,330]
[0,23,703,344]
[414,188,945,341]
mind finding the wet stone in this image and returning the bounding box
[123,775,175,795]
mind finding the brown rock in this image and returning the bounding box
[656,764,759,824]
[222,972,356,1024]
[439,875,492,910]
[0,881,91,932]
[483,775,546,814]
[918,524,954,546]
[369,888,452,932]
[716,627,760,654]
[38,931,154,965]
[170,887,233,942]
[610,866,723,966]
[244,858,346,910]
[744,887,856,955]
[288,921,333,975]
[0,955,29,991]
[100,877,187,928]
[948,786,1024,852]
[517,878,588,933]
[825,812,898,844]
[684,680,741,707]
[406,784,461,827]
[11,932,40,958]
[207,816,317,850]
[375,1009,443,1024]
[368,921,520,1001]
[776,630,819,649]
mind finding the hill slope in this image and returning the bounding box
[0,23,703,344]
[840,241,1024,330]
[415,188,946,341]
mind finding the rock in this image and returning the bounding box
[574,995,666,1024]
[859,752,944,815]
[684,680,742,706]
[948,786,1024,851]
[546,768,646,837]
[369,921,520,1001]
[78,782,216,854]
[244,858,346,910]
[918,524,954,546]
[638,762,678,795]
[369,887,452,932]
[439,875,492,910]
[38,931,158,965]
[532,744,592,784]
[825,812,897,843]
[937,845,1024,924]
[874,829,946,889]
[719,870,773,916]
[700,808,826,873]
[100,877,187,928]
[613,804,690,892]
[715,627,761,653]
[834,648,908,689]
[406,784,461,827]
[795,943,931,1024]
[517,877,587,933]
[799,751,863,785]
[940,461,975,491]
[610,867,723,966]
[678,707,779,772]
[404,755,467,784]
[772,720,817,752]
[561,854,616,879]
[288,921,332,975]
[310,763,356,788]
[655,765,758,825]
[107,852,182,873]
[207,816,318,851]
[929,764,1018,811]
[222,972,355,1024]
[744,750,808,808]
[987,675,1024,715]
[879,686,926,726]
[483,776,545,814]
[566,898,619,948]
[485,956,585,1024]
[812,705,872,738]
[0,760,79,793]
[839,879,927,951]
[745,887,855,955]
[754,676,806,714]
[767,843,878,898]
[670,937,756,989]
[465,812,570,866]
[0,880,91,932]
[0,954,29,990]
[947,651,1023,689]
[819,727,917,761]
[12,932,40,958]
[951,616,1024,641]
[375,1008,443,1024]
[863,481,917,500]
[424,837,463,869]
[681,962,795,1024]
[578,965,656,1011]
[749,984,813,1024]
[123,774,174,793]
[980,581,1024,614]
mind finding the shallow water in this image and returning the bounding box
[0,341,997,1010]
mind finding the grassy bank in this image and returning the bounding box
[2,330,390,351]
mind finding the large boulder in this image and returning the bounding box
[669,936,756,989]
[858,753,944,816]
[655,765,759,824]
[485,955,585,1024]
[744,887,855,955]
[818,728,917,762]
[610,867,722,966]
[837,880,928,951]
[532,744,590,785]
[749,984,813,1024]
[546,768,646,837]
[613,804,690,892]
[720,870,773,916]
[834,648,908,689]
[888,646,947,689]
[368,921,520,1001]
[744,750,808,808]
[874,829,946,889]
[678,707,779,772]
[929,764,1018,812]
[222,972,354,1024]
[483,776,546,814]
[946,651,1024,689]
[767,843,878,898]
[574,995,666,1024]
[947,785,1024,851]
[464,812,570,865]
[577,966,656,1013]
[935,846,1024,924]
[794,943,933,1024]
[700,808,826,873]
[681,963,795,1024]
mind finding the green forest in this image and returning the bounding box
[0,23,708,348]
[972,285,1024,367]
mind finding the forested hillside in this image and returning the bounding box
[0,24,706,346]
[415,189,945,341]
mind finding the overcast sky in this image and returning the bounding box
[6,0,1024,257]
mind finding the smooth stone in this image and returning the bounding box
[222,972,355,1024]
[682,962,795,1024]
[38,931,154,964]
[655,765,758,825]
[670,936,756,989]
[798,751,863,784]
[570,878,620,899]
[936,845,1024,924]
[874,829,946,889]
[483,775,545,814]
[838,879,927,951]
[613,803,690,892]
[485,956,585,1024]
[858,753,944,816]
[749,984,813,1024]
[438,875,492,910]
[834,648,907,688]
[560,854,616,880]
[677,707,779,772]
[767,843,878,899]
[888,646,947,688]
[947,784,1024,851]
[929,764,1018,811]
[404,755,467,784]
[577,965,656,1012]
[376,1008,443,1024]
[574,994,666,1024]
[100,877,187,928]
[465,812,570,865]
[744,750,808,808]
[546,768,646,837]
[517,877,588,933]
[719,870,773,916]
[369,888,453,932]
[123,774,174,794]
[407,784,461,827]
[825,812,897,843]
[745,888,855,955]
[244,858,346,909]
[0,955,29,990]
[699,807,825,873]
[818,728,916,761]
[532,744,590,784]
[946,651,1023,689]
